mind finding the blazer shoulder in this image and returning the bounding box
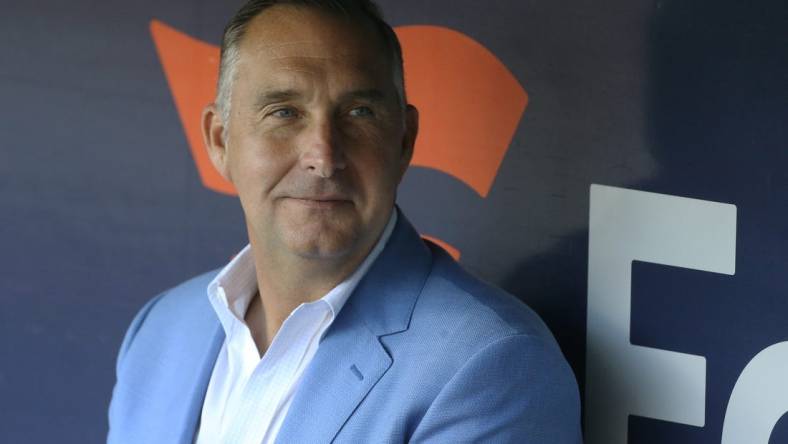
[109,269,224,444]
[147,269,221,317]
[115,268,221,368]
[115,268,221,359]
[370,243,580,442]
[416,244,557,344]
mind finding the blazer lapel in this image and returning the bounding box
[275,211,433,443]
[122,285,225,444]
[274,305,392,443]
[137,285,225,444]
[171,321,224,444]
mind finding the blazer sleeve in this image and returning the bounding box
[106,292,166,439]
[409,333,583,444]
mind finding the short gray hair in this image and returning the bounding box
[215,0,406,128]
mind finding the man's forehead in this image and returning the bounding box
[241,41,364,62]
[235,42,389,86]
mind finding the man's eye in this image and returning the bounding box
[349,106,374,117]
[271,108,297,118]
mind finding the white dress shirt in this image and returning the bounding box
[194,212,397,444]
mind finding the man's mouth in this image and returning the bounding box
[286,196,351,209]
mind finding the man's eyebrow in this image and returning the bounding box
[254,89,301,108]
[253,88,389,108]
[340,89,387,103]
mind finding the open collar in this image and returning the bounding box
[274,209,434,443]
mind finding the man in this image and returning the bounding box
[107,1,582,443]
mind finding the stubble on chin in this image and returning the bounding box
[274,201,363,260]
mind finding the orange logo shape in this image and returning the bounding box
[396,26,528,198]
[150,19,529,258]
[151,20,231,195]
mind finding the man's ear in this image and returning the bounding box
[201,103,232,183]
[398,104,419,180]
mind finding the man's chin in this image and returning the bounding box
[287,235,359,261]
[279,222,362,260]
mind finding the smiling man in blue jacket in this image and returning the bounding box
[107,1,582,442]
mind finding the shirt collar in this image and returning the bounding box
[321,210,397,319]
[207,210,398,333]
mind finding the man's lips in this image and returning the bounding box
[285,196,352,208]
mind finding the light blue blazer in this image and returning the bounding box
[107,214,582,443]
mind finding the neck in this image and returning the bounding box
[245,234,375,354]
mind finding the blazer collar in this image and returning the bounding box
[177,324,224,444]
[161,283,226,444]
[347,208,433,336]
[275,209,433,443]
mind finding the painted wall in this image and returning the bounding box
[1,0,786,442]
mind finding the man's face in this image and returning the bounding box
[207,5,417,264]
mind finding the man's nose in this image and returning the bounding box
[299,116,347,178]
